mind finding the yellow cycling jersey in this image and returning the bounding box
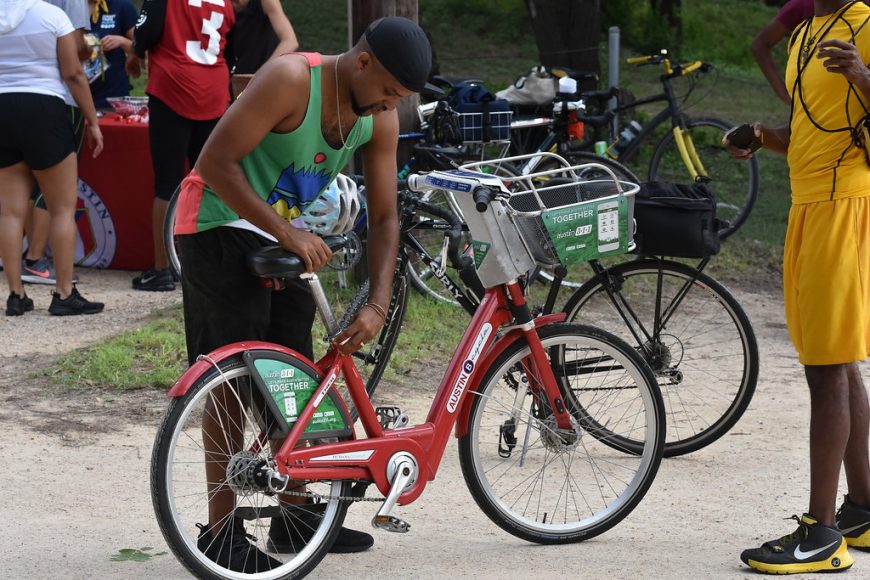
[785,2,870,204]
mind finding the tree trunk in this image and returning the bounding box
[525,0,601,90]
[650,0,682,33]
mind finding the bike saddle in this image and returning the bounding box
[549,67,598,83]
[246,236,348,279]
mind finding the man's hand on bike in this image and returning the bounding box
[278,228,332,272]
[333,307,384,355]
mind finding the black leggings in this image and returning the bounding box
[178,227,316,366]
[148,95,220,201]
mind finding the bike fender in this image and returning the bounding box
[166,341,320,398]
[454,313,566,438]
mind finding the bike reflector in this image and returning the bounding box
[242,350,353,440]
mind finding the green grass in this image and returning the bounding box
[63,1,791,390]
[41,305,187,390]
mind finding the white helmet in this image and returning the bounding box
[300,173,362,235]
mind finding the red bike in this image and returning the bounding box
[152,168,665,580]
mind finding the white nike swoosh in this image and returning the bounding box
[841,521,870,534]
[793,540,839,560]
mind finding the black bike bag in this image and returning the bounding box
[633,181,721,258]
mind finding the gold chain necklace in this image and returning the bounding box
[801,2,852,67]
[333,54,358,151]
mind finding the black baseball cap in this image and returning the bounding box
[365,17,442,94]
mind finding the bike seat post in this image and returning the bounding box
[301,272,340,337]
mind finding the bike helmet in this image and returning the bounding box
[300,173,361,235]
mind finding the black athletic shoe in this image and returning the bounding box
[197,519,282,573]
[837,495,870,551]
[5,292,34,316]
[741,514,853,574]
[48,286,104,316]
[267,503,374,554]
[132,267,175,291]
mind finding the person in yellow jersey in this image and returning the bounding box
[728,0,870,574]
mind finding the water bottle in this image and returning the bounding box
[557,76,578,99]
[607,120,643,158]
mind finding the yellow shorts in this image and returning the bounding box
[783,196,870,365]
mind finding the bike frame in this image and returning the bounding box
[606,76,708,182]
[170,281,568,506]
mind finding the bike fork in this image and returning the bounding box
[672,126,710,183]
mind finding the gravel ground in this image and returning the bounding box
[0,270,866,579]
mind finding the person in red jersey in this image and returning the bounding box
[127,0,235,292]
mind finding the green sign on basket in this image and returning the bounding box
[540,196,630,264]
[471,240,491,269]
[253,359,346,433]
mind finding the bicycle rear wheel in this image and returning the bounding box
[458,324,665,543]
[648,117,759,240]
[343,269,410,410]
[164,185,182,281]
[562,259,758,456]
[152,354,350,580]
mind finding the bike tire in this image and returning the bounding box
[152,354,351,580]
[349,270,410,408]
[562,259,759,457]
[458,323,665,544]
[648,117,759,241]
[164,185,182,281]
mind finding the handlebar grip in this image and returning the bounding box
[626,55,653,65]
[576,112,613,128]
[581,87,619,102]
[473,186,496,213]
[680,61,704,76]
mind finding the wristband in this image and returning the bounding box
[363,302,387,321]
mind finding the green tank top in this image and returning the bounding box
[191,53,373,232]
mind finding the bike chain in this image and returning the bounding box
[279,488,384,503]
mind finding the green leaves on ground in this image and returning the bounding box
[110,546,167,562]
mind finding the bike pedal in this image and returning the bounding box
[372,514,411,533]
[375,406,410,430]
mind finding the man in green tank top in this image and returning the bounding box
[175,17,439,573]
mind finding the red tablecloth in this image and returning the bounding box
[75,114,153,270]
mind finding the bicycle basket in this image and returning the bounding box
[508,177,638,266]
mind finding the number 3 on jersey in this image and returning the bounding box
[186,0,225,65]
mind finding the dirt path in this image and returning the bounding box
[0,270,862,579]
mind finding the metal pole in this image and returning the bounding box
[608,25,620,138]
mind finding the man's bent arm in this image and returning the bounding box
[360,110,401,312]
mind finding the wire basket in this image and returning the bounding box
[458,110,512,143]
[469,156,639,267]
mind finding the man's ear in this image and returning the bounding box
[356,51,372,72]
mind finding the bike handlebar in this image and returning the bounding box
[472,186,497,213]
[626,49,710,78]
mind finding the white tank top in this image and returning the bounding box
[0,2,74,100]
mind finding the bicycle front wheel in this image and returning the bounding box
[152,355,351,580]
[648,117,759,240]
[562,259,759,456]
[458,323,665,544]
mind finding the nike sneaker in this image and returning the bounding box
[132,267,175,292]
[837,495,870,550]
[21,257,78,285]
[740,514,852,574]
